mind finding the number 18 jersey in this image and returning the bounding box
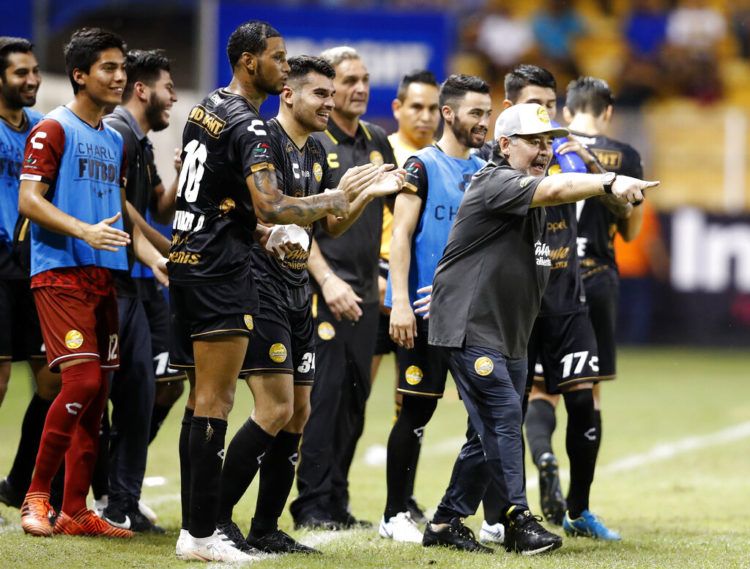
[169,89,273,284]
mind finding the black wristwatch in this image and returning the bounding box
[601,171,616,194]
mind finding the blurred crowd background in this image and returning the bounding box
[3,0,750,346]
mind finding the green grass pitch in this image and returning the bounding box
[1,347,749,567]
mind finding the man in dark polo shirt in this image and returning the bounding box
[292,46,397,529]
[422,103,657,555]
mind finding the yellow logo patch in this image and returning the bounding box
[269,343,288,363]
[317,321,335,341]
[474,356,494,377]
[405,365,423,386]
[313,162,323,182]
[369,150,384,166]
[244,315,254,330]
[537,106,551,124]
[65,330,84,350]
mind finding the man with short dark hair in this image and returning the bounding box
[381,73,490,543]
[99,48,181,533]
[422,102,657,555]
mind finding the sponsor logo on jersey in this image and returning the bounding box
[187,105,226,138]
[253,142,271,157]
[244,315,254,331]
[592,149,622,169]
[64,329,84,349]
[547,219,568,232]
[269,343,288,363]
[405,365,423,386]
[317,321,335,340]
[313,162,323,182]
[535,240,551,267]
[220,198,236,214]
[369,150,384,166]
[474,356,494,376]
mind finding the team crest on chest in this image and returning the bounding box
[369,150,384,166]
[313,162,323,182]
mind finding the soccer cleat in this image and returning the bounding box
[504,509,562,556]
[334,509,373,530]
[176,529,256,562]
[538,452,566,525]
[422,517,494,553]
[93,495,108,518]
[406,496,428,525]
[563,510,621,541]
[247,528,321,554]
[20,493,56,537]
[104,503,165,533]
[216,520,260,554]
[294,512,342,531]
[379,511,423,543]
[55,509,134,538]
[479,519,505,544]
[0,477,23,508]
[138,500,158,524]
[175,528,191,557]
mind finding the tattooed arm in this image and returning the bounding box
[247,165,349,225]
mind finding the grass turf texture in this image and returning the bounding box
[0,347,749,567]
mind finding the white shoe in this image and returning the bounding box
[479,519,505,544]
[175,529,191,557]
[176,529,255,562]
[378,511,423,543]
[93,495,108,518]
[138,500,158,524]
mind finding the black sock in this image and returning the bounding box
[594,409,602,462]
[189,416,227,538]
[7,394,52,494]
[563,390,598,518]
[525,399,557,466]
[404,441,421,504]
[251,430,302,536]
[91,409,110,500]
[179,408,194,530]
[149,403,173,444]
[217,418,274,525]
[384,396,437,519]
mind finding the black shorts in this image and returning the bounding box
[583,268,618,380]
[396,317,449,397]
[0,278,44,362]
[169,271,258,369]
[241,280,315,385]
[528,310,599,395]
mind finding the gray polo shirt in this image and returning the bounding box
[428,158,551,358]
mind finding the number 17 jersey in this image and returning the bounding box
[169,89,273,284]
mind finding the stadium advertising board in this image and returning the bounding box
[217,2,451,118]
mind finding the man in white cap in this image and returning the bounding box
[421,103,657,556]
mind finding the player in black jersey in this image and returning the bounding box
[214,55,403,555]
[292,46,400,531]
[170,22,394,563]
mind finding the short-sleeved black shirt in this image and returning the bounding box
[169,89,272,284]
[312,118,396,304]
[105,106,162,298]
[250,118,334,288]
[428,158,550,358]
[571,131,644,279]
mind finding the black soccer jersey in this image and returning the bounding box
[168,89,272,284]
[571,131,644,279]
[312,118,396,304]
[250,118,334,288]
[538,158,586,317]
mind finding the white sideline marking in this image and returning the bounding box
[143,476,167,487]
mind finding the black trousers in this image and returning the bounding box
[291,299,378,520]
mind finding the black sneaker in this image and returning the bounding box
[216,520,261,554]
[406,496,428,525]
[538,452,566,526]
[126,508,165,533]
[247,529,321,554]
[504,509,563,556]
[293,513,342,531]
[422,518,494,553]
[335,511,373,530]
[0,477,23,509]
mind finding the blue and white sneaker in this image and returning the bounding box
[563,510,621,541]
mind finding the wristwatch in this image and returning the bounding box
[601,172,616,194]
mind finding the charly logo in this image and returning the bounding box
[65,330,84,349]
[535,240,551,267]
[318,321,335,340]
[474,357,494,377]
[269,343,288,363]
[405,365,423,386]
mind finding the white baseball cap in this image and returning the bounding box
[495,103,569,139]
